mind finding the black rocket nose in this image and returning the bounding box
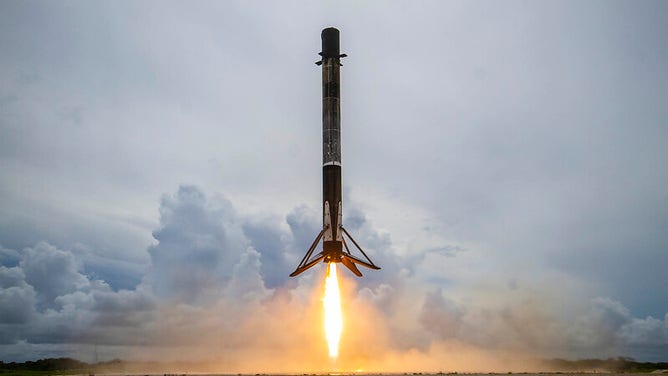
[321,27,340,58]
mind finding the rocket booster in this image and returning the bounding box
[321,27,343,257]
[290,28,380,278]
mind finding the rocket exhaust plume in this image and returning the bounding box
[324,263,343,358]
[290,28,380,278]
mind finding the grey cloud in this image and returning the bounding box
[20,242,89,308]
[91,286,155,314]
[346,207,392,254]
[147,186,248,303]
[146,185,327,304]
[90,286,156,332]
[0,243,155,347]
[285,205,320,252]
[0,266,25,288]
[339,203,404,288]
[622,314,668,346]
[570,297,668,350]
[145,185,331,296]
[567,297,632,352]
[28,292,97,344]
[225,247,270,303]
[242,217,292,288]
[343,205,366,232]
[0,246,20,267]
[358,283,395,310]
[0,266,36,325]
[593,298,632,336]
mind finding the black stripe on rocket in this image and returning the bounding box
[290,28,380,278]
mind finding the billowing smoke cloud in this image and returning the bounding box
[0,185,667,370]
[147,186,249,303]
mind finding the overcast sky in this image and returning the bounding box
[1,0,667,370]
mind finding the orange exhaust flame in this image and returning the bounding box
[324,262,343,358]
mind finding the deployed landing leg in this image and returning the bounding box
[289,225,380,278]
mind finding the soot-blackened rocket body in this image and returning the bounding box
[290,27,380,278]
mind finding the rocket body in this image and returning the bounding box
[321,28,343,257]
[289,28,379,278]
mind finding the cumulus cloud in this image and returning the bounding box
[622,314,668,346]
[20,243,89,308]
[0,246,20,267]
[0,266,36,326]
[0,240,155,350]
[242,217,291,288]
[146,186,317,300]
[147,186,247,303]
[565,297,668,356]
[285,205,320,252]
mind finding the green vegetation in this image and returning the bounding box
[0,357,92,375]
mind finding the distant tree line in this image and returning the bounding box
[542,357,668,372]
[1,356,667,373]
[0,357,168,374]
[0,357,89,371]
